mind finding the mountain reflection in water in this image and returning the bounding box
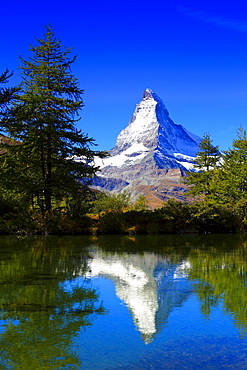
[86,250,192,343]
[1,235,247,369]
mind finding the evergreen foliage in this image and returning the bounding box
[194,133,221,171]
[0,26,106,215]
[0,69,18,109]
[215,128,247,203]
[184,133,221,198]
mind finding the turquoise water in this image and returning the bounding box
[0,234,247,369]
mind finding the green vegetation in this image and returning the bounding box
[92,191,131,214]
[184,133,221,197]
[0,69,18,108]
[1,27,247,235]
[182,127,247,233]
[186,238,247,337]
[0,25,105,227]
[0,236,106,369]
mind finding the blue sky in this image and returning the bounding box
[1,0,247,152]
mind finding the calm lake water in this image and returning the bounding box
[1,234,247,369]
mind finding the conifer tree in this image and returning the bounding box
[193,134,221,171]
[0,26,105,214]
[216,128,247,203]
[0,69,17,108]
[184,133,221,198]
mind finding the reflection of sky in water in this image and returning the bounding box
[0,319,19,335]
[75,276,241,370]
[1,240,247,370]
[85,251,193,343]
[60,276,92,292]
[86,254,159,342]
[72,250,244,370]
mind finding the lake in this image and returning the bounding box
[1,234,247,369]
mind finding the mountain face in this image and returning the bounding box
[92,89,201,207]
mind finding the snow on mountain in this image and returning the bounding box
[94,88,201,171]
[95,143,150,168]
[91,89,201,206]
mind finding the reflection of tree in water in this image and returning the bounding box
[2,233,247,368]
[0,236,106,370]
[96,234,247,339]
[188,241,247,337]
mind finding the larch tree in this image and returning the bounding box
[184,133,221,198]
[216,128,247,203]
[0,69,18,108]
[0,26,106,215]
[0,69,19,134]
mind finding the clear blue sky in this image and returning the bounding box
[1,0,247,152]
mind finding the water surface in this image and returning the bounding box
[0,234,247,369]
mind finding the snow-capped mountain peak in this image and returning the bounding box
[95,89,201,171]
[91,89,202,206]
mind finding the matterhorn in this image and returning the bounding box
[92,89,201,208]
